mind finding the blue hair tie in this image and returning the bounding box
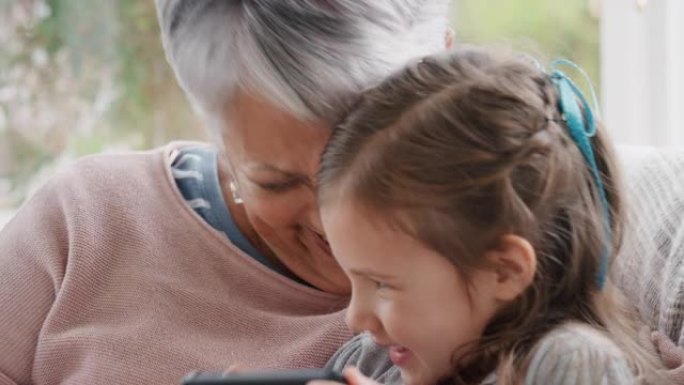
[549,59,611,290]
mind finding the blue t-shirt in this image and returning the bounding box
[171,145,292,275]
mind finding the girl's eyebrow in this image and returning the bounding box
[348,268,395,280]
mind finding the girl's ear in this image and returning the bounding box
[486,234,536,302]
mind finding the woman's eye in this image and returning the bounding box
[373,280,390,290]
[256,179,298,193]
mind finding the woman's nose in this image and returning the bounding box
[303,187,325,233]
[308,206,325,235]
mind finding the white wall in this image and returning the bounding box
[601,0,684,147]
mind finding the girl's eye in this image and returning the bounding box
[373,280,390,290]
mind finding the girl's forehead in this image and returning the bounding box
[323,201,421,260]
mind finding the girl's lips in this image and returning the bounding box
[389,346,412,366]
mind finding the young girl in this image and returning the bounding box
[314,47,670,385]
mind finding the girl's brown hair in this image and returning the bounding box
[318,47,663,384]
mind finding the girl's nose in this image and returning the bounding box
[345,292,381,335]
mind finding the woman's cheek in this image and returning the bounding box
[245,191,308,228]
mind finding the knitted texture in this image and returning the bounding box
[614,145,684,347]
[0,143,352,385]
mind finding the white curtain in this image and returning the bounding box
[601,0,684,147]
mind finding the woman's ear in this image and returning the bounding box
[445,27,455,48]
[485,234,536,302]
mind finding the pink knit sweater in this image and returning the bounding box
[0,143,352,385]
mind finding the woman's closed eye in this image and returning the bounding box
[255,178,301,193]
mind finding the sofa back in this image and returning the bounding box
[615,145,684,347]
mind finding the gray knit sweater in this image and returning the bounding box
[326,322,634,385]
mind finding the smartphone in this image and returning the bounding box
[182,368,347,385]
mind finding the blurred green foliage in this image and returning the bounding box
[0,0,201,208]
[0,0,599,210]
[453,0,600,95]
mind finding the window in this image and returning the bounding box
[2,0,679,229]
[0,1,202,227]
[601,0,684,146]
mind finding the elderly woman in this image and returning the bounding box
[0,1,451,384]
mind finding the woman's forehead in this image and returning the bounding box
[223,91,332,174]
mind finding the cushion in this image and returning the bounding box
[614,144,684,347]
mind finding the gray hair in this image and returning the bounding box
[155,0,450,131]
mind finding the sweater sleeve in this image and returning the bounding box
[325,333,401,385]
[524,324,636,385]
[0,174,70,384]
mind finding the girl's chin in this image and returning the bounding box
[400,367,445,385]
[399,371,424,385]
